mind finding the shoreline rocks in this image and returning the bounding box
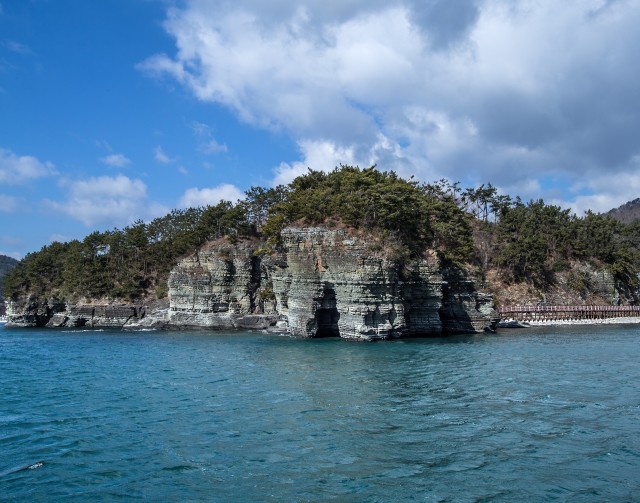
[165,227,499,340]
[6,226,500,340]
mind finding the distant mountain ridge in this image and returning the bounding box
[608,198,640,224]
[1,254,18,316]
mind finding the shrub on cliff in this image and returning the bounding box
[262,165,475,264]
[489,199,640,297]
[4,165,640,305]
[3,201,253,303]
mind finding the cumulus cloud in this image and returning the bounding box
[179,183,244,208]
[48,175,167,227]
[143,0,640,212]
[563,164,640,216]
[273,139,359,186]
[100,153,131,168]
[0,147,55,184]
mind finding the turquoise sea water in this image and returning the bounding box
[1,325,639,502]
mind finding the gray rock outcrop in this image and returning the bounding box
[6,226,499,339]
[272,227,443,340]
[166,227,498,339]
[6,297,168,329]
[167,240,278,330]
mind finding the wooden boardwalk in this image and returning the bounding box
[498,305,640,322]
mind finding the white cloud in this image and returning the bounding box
[154,146,176,164]
[179,183,244,208]
[272,139,359,186]
[48,175,167,227]
[178,165,189,175]
[0,194,18,212]
[563,168,640,216]
[100,153,131,168]
[188,121,228,154]
[0,147,56,184]
[191,121,210,137]
[201,138,228,154]
[142,0,640,212]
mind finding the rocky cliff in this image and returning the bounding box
[166,227,498,340]
[6,226,499,339]
[167,239,279,330]
[5,297,167,329]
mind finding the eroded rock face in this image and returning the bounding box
[166,227,498,339]
[274,227,443,340]
[6,227,499,339]
[440,268,500,333]
[6,297,149,329]
[167,240,278,330]
[6,297,66,328]
[46,305,139,328]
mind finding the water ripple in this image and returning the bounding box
[1,326,640,501]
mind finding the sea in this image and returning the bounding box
[1,324,639,502]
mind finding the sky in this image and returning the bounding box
[1,0,640,259]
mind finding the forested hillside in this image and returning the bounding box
[4,166,640,305]
[0,254,18,315]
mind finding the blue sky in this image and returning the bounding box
[2,0,640,258]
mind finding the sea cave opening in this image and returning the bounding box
[314,287,340,337]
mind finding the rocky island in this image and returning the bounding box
[4,166,638,338]
[5,225,498,340]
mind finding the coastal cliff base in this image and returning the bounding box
[166,227,498,340]
[6,227,499,340]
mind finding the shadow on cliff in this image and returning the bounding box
[439,267,498,334]
[314,285,340,337]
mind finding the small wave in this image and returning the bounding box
[60,329,106,333]
[0,461,44,477]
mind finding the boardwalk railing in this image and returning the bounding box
[498,305,640,321]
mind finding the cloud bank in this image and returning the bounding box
[142,0,640,213]
[179,183,245,208]
[49,175,167,227]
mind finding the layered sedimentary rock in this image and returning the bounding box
[167,227,498,339]
[6,298,67,328]
[273,227,443,340]
[440,268,500,333]
[0,254,18,317]
[6,226,499,338]
[6,297,147,328]
[167,240,279,330]
[46,305,139,328]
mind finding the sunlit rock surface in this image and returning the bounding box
[6,227,499,339]
[167,227,498,339]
